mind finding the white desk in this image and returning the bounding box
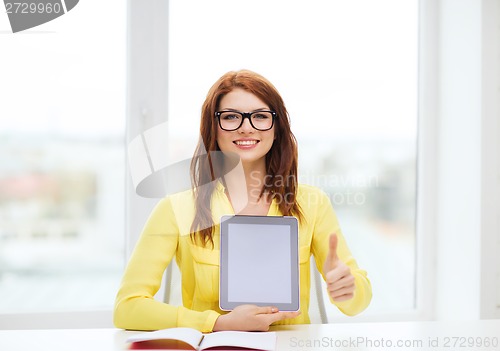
[0,320,499,351]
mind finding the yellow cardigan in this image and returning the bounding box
[114,182,372,331]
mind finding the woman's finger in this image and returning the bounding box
[328,274,355,289]
[332,292,354,302]
[325,264,351,285]
[265,310,301,325]
[329,285,355,299]
[254,306,278,314]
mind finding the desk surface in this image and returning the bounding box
[0,320,499,351]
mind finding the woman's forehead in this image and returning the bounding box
[218,88,269,111]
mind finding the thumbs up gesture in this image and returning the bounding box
[323,234,355,302]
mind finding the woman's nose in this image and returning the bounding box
[238,117,254,133]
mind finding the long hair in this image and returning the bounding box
[190,70,302,247]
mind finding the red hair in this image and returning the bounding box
[190,70,302,247]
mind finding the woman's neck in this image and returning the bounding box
[223,159,270,214]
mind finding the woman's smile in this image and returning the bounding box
[233,138,260,148]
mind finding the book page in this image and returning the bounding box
[200,331,276,351]
[126,327,203,349]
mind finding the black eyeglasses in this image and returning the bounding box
[215,110,276,131]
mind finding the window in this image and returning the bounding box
[0,0,419,326]
[0,1,126,317]
[168,0,418,318]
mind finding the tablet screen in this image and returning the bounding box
[219,215,299,311]
[227,223,292,303]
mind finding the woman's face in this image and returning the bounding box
[216,88,275,167]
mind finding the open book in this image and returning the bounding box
[126,327,277,351]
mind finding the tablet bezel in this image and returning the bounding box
[219,215,300,312]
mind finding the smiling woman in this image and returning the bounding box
[114,69,372,332]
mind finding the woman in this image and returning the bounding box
[114,70,372,332]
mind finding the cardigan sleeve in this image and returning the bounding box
[310,189,372,316]
[113,197,220,331]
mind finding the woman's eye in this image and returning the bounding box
[222,114,240,120]
[253,113,270,119]
[254,114,267,119]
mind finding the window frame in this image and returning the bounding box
[479,0,500,319]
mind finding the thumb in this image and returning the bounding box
[325,233,339,270]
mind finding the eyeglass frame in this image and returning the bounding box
[215,110,277,131]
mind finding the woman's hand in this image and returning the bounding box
[213,305,300,331]
[323,233,356,302]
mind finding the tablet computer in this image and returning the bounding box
[219,215,300,312]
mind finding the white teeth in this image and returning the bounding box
[235,140,258,145]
